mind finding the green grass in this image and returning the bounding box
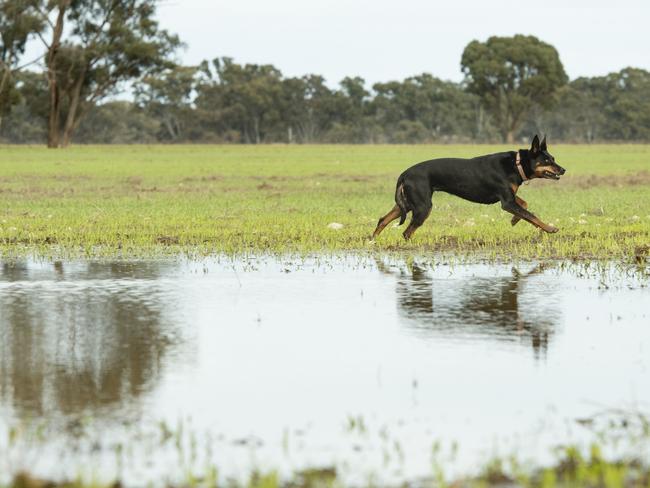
[4,408,650,488]
[7,444,650,488]
[1,144,649,260]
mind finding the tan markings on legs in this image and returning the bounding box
[511,196,528,226]
[510,183,519,194]
[372,204,401,239]
[528,215,558,233]
[505,206,557,233]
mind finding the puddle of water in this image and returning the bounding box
[0,258,648,484]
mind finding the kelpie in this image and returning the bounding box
[372,135,566,240]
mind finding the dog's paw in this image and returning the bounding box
[545,225,559,233]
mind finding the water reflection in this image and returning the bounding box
[376,260,559,358]
[0,261,182,421]
[0,257,647,484]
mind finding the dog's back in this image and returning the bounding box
[401,152,513,205]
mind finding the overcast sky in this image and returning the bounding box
[153,0,650,86]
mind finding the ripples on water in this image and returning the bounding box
[0,258,648,484]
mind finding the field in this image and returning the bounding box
[2,144,650,487]
[0,144,649,260]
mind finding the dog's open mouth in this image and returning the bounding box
[543,170,561,180]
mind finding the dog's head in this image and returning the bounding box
[528,135,566,180]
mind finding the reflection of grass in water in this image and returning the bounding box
[4,410,650,488]
[0,145,649,260]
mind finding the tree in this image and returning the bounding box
[532,68,650,142]
[322,76,376,142]
[194,58,285,143]
[135,65,199,141]
[461,35,567,143]
[0,70,49,143]
[35,0,179,147]
[0,1,44,124]
[372,74,479,142]
[535,78,608,142]
[601,68,650,141]
[281,75,336,143]
[74,100,158,143]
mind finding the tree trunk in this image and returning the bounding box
[47,88,60,148]
[163,117,176,140]
[253,117,260,144]
[0,64,11,97]
[506,111,522,144]
[475,104,484,139]
[46,3,68,149]
[61,71,86,147]
[0,62,7,132]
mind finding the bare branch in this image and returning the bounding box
[32,3,55,30]
[36,30,50,49]
[86,0,119,48]
[12,53,47,72]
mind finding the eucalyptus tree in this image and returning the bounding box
[194,57,286,143]
[461,35,567,143]
[281,74,337,143]
[372,74,479,142]
[0,1,44,122]
[34,0,179,147]
[135,65,199,141]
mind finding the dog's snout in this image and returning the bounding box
[559,167,566,175]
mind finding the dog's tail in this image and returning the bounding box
[395,176,409,226]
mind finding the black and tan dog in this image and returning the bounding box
[372,135,566,241]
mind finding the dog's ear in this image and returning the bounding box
[540,135,547,151]
[530,135,540,154]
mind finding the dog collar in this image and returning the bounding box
[515,151,528,182]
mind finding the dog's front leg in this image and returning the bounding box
[511,196,528,226]
[501,197,558,233]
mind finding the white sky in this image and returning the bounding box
[21,0,650,89]
[154,0,650,86]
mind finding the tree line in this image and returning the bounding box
[1,2,649,146]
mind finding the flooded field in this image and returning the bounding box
[0,257,649,485]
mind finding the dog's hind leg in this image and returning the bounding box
[510,196,528,226]
[401,183,432,241]
[372,205,401,239]
[403,203,432,240]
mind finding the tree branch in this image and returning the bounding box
[86,0,118,48]
[32,3,56,30]
[36,30,51,49]
[12,53,46,72]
